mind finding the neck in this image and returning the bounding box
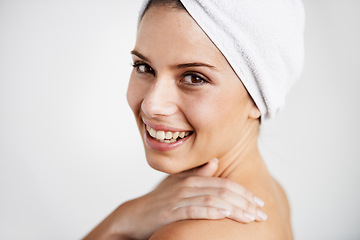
[214,119,266,180]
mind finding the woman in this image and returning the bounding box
[84,0,304,239]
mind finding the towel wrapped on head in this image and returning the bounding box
[139,0,305,119]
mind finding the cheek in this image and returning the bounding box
[184,88,248,130]
[185,85,251,146]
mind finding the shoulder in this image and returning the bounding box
[149,178,292,240]
[149,219,273,240]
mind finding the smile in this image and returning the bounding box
[146,124,192,143]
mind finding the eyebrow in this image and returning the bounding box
[131,50,218,71]
[131,50,150,62]
[175,62,217,71]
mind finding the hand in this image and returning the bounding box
[83,158,266,240]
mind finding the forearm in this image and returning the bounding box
[83,159,267,240]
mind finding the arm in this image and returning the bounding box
[149,178,292,240]
[83,159,267,240]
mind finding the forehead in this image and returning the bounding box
[135,6,226,66]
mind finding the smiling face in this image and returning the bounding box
[127,6,260,174]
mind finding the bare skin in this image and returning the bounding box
[150,140,293,239]
[83,159,269,240]
[84,4,292,240]
[130,6,293,239]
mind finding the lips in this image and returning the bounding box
[142,120,194,152]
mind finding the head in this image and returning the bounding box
[127,0,262,174]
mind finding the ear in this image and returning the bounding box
[249,105,261,119]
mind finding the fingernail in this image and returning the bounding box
[257,209,267,221]
[254,196,264,207]
[212,158,219,163]
[244,213,256,221]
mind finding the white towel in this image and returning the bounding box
[139,0,305,119]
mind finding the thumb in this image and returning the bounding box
[184,158,219,177]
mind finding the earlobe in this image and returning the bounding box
[249,106,261,119]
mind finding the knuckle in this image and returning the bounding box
[203,195,215,205]
[218,188,229,199]
[207,208,217,219]
[213,209,224,218]
[243,201,251,211]
[186,205,197,219]
[243,199,256,213]
[247,203,257,214]
[236,208,251,221]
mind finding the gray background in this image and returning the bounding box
[0,0,359,239]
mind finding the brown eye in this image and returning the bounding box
[139,65,154,74]
[183,74,206,85]
[133,63,155,75]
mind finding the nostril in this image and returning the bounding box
[141,97,177,118]
[140,80,178,117]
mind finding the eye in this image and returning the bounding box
[133,62,155,75]
[182,74,208,85]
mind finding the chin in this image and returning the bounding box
[145,154,189,174]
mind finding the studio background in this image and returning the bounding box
[0,0,359,239]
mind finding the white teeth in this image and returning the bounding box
[165,132,173,139]
[156,131,165,140]
[172,132,179,139]
[149,128,156,138]
[145,124,191,143]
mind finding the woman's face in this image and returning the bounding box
[127,6,259,174]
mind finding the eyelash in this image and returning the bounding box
[132,61,210,86]
[181,73,209,86]
[132,62,155,75]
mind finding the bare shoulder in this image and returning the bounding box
[150,177,292,240]
[149,219,268,240]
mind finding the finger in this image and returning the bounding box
[175,195,254,222]
[177,187,258,218]
[176,195,266,222]
[255,209,268,221]
[174,194,234,211]
[180,158,219,177]
[230,206,256,223]
[181,176,264,207]
[171,205,230,221]
[172,205,254,223]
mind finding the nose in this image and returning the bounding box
[141,77,178,118]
